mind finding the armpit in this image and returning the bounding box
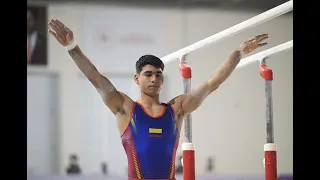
[167,95,184,117]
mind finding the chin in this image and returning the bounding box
[145,91,160,97]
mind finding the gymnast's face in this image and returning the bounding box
[135,65,164,97]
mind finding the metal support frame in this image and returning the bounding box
[179,54,195,180]
[260,57,277,180]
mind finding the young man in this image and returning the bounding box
[48,19,268,180]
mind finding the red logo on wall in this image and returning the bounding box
[91,24,156,52]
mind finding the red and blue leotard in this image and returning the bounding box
[121,101,179,180]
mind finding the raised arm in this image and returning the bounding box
[67,46,126,114]
[48,19,131,115]
[173,34,269,117]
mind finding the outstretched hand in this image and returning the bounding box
[48,19,74,47]
[239,33,269,55]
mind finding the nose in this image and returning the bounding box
[151,75,157,83]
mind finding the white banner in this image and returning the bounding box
[83,5,167,72]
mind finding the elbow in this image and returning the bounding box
[210,84,220,92]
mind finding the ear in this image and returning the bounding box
[134,74,139,85]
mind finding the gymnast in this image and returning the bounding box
[48,19,268,180]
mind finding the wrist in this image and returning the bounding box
[235,48,244,59]
[66,39,77,51]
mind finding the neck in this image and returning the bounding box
[139,93,160,106]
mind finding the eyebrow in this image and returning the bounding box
[144,70,163,74]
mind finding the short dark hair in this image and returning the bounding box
[136,54,164,73]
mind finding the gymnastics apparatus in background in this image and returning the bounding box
[160,1,293,180]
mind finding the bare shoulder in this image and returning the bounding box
[167,94,186,117]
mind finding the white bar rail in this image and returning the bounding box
[161,0,293,64]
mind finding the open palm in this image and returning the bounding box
[48,19,74,47]
[240,33,269,55]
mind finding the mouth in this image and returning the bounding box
[149,85,160,89]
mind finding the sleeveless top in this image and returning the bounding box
[121,101,180,180]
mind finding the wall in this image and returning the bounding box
[27,72,59,175]
[43,3,292,175]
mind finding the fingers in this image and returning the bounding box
[246,36,256,42]
[48,21,58,32]
[48,29,57,38]
[48,19,68,37]
[258,42,268,47]
[54,19,65,28]
[244,33,268,47]
[54,19,69,35]
[54,19,73,36]
[246,33,268,43]
[256,33,269,42]
[255,33,268,38]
